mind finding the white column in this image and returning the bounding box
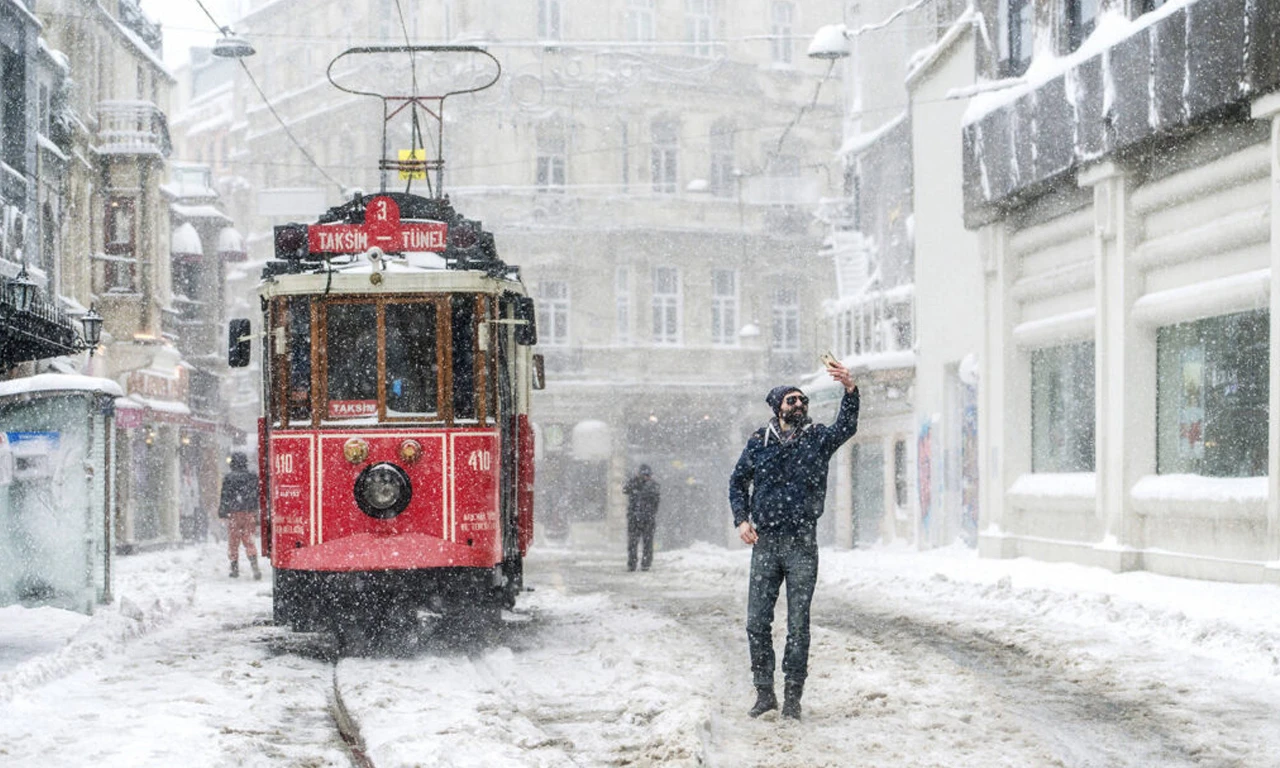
[1250,94,1280,581]
[1079,161,1145,572]
[977,222,1021,558]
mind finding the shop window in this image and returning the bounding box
[1156,310,1269,477]
[1031,341,1095,472]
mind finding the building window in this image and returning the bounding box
[1139,0,1170,12]
[1064,0,1099,52]
[104,197,137,292]
[619,119,630,189]
[537,0,562,39]
[770,1,795,65]
[771,287,799,352]
[536,280,570,346]
[1002,0,1033,77]
[651,118,678,194]
[1030,341,1095,473]
[685,0,713,57]
[1156,310,1269,477]
[615,267,631,342]
[0,47,25,169]
[652,266,681,344]
[711,268,737,346]
[536,123,567,191]
[627,0,655,42]
[709,121,736,197]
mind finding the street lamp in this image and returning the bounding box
[213,29,255,58]
[10,264,36,312]
[80,305,104,356]
[807,24,852,60]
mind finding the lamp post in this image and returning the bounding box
[11,264,36,313]
[80,305,104,358]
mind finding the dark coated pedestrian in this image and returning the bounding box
[219,452,262,580]
[728,360,859,720]
[623,464,661,571]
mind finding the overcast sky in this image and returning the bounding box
[143,0,232,69]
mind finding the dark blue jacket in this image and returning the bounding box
[729,388,859,536]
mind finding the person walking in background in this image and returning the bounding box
[729,360,859,720]
[219,452,262,580]
[623,464,661,572]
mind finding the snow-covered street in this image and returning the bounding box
[2,540,1279,767]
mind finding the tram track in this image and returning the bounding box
[331,668,377,768]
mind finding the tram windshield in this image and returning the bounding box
[269,294,492,427]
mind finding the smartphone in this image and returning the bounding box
[820,351,839,367]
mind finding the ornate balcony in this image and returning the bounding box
[95,101,171,157]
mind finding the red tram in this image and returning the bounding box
[226,47,541,643]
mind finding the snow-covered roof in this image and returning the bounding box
[838,111,908,158]
[170,203,231,223]
[0,374,124,400]
[170,222,203,256]
[962,1,1192,127]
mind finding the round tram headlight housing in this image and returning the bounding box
[353,462,412,519]
[399,439,423,464]
[343,438,370,465]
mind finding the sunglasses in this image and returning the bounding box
[784,394,809,406]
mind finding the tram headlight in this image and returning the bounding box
[343,438,369,464]
[353,462,412,519]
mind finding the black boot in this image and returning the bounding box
[747,686,777,718]
[249,555,262,581]
[782,682,803,720]
[229,560,239,578]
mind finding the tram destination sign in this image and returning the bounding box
[307,195,448,254]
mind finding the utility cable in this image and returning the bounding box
[190,0,345,194]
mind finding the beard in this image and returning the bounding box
[780,409,810,428]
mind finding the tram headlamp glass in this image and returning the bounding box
[353,462,412,519]
[343,438,369,464]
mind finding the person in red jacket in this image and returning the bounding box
[218,452,261,579]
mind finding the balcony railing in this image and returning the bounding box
[96,101,171,157]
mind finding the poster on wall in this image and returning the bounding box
[1178,347,1205,460]
[917,419,933,528]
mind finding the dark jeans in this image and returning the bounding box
[627,515,655,570]
[746,531,818,688]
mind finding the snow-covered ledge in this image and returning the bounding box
[1006,472,1096,511]
[1130,474,1269,520]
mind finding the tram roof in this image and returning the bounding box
[259,253,526,299]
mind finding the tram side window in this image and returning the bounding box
[386,303,439,417]
[286,298,312,423]
[326,303,379,419]
[452,295,477,421]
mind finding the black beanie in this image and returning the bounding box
[766,385,803,414]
